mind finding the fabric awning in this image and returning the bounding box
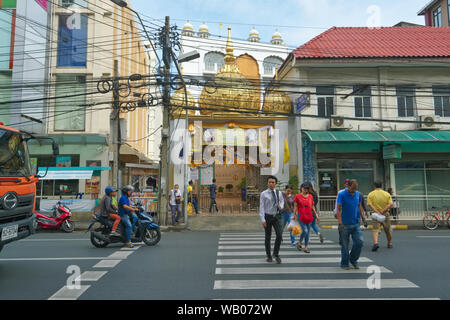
[303,131,450,142]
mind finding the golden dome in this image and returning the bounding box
[183,20,194,31]
[170,87,197,117]
[263,72,292,114]
[199,22,209,32]
[199,27,260,116]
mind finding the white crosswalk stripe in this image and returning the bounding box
[213,231,426,299]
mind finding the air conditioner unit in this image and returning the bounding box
[329,115,347,130]
[418,115,439,130]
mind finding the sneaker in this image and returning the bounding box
[319,233,324,244]
[341,266,350,270]
[275,256,282,264]
[125,242,134,248]
[266,256,273,263]
[110,230,120,237]
[372,244,379,252]
[351,263,360,270]
[292,242,297,247]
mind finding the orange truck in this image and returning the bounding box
[0,122,58,253]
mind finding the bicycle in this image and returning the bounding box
[422,206,450,230]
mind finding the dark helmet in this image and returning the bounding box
[121,185,134,194]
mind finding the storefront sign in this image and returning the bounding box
[383,144,402,160]
[200,166,214,186]
[56,156,71,167]
[39,199,96,213]
[37,170,93,180]
[190,168,199,181]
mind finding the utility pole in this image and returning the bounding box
[112,60,121,188]
[158,16,171,226]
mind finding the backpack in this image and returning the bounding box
[298,196,314,224]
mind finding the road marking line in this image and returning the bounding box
[215,266,393,275]
[416,236,450,238]
[219,240,332,244]
[214,298,440,300]
[219,245,341,250]
[216,257,372,265]
[76,271,108,282]
[120,246,142,251]
[219,237,320,241]
[106,251,134,260]
[19,239,89,242]
[48,285,91,300]
[0,257,106,262]
[217,250,341,256]
[93,259,122,268]
[213,279,418,290]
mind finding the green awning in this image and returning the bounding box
[304,131,450,142]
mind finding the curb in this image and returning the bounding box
[320,225,408,230]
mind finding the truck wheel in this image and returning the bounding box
[61,220,75,233]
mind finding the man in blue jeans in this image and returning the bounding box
[336,179,367,270]
[118,185,139,248]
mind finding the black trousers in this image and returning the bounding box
[264,214,282,257]
[209,198,218,212]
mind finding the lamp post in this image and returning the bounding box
[170,50,199,228]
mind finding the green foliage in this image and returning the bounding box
[218,186,224,193]
[225,184,234,191]
[238,177,246,189]
[289,176,300,193]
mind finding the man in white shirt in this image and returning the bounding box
[259,176,284,264]
[169,184,182,226]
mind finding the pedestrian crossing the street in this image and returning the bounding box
[213,232,434,300]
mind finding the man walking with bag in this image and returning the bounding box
[259,176,284,264]
[367,182,394,251]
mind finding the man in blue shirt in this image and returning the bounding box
[336,179,365,270]
[118,185,139,248]
[209,179,218,213]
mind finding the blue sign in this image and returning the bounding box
[296,94,310,113]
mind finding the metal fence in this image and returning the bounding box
[318,195,450,220]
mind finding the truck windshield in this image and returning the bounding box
[0,129,32,177]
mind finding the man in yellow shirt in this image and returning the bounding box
[367,181,394,252]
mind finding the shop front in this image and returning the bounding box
[303,130,450,214]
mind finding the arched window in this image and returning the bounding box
[263,56,284,75]
[204,52,225,72]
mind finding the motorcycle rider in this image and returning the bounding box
[100,186,122,237]
[118,185,139,248]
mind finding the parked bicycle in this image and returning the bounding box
[422,206,450,230]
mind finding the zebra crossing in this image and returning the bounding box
[213,232,435,300]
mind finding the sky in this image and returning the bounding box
[130,0,430,50]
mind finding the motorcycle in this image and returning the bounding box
[35,201,75,233]
[88,201,161,248]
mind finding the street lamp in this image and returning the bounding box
[170,50,199,229]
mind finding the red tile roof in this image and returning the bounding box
[292,27,450,60]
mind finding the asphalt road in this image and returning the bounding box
[0,228,449,300]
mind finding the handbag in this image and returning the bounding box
[371,212,386,223]
[187,203,194,216]
[299,204,314,224]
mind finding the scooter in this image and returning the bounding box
[88,201,161,248]
[35,201,75,233]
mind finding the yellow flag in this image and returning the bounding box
[284,136,290,165]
